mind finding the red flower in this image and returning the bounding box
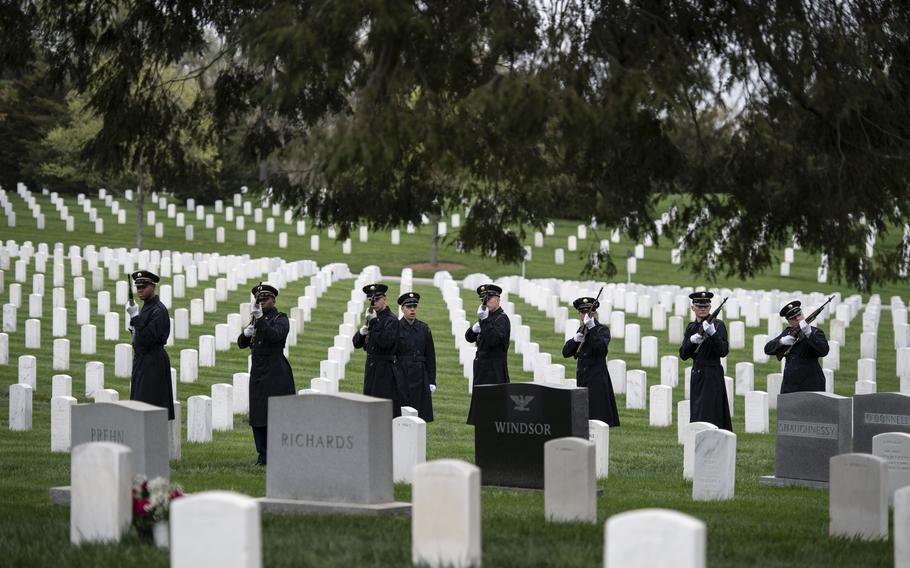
[133,498,151,517]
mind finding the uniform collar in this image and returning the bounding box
[142,295,161,309]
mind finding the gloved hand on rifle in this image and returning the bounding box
[430,384,437,394]
[574,332,585,343]
[365,308,377,323]
[779,334,797,346]
[689,333,704,345]
[798,319,812,337]
[126,302,139,319]
[472,322,481,334]
[584,313,595,330]
[359,325,370,336]
[702,320,716,336]
[243,324,256,338]
[477,305,488,320]
[250,302,263,320]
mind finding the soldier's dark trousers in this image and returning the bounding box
[252,426,268,465]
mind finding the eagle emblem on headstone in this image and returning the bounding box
[510,395,534,412]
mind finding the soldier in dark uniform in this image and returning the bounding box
[465,283,510,425]
[561,296,620,427]
[395,292,437,422]
[237,283,296,466]
[352,283,404,417]
[764,300,830,393]
[127,271,175,420]
[679,291,732,431]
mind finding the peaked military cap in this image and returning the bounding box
[780,300,802,319]
[398,292,420,307]
[689,291,714,306]
[251,283,279,298]
[572,297,600,313]
[131,270,160,287]
[362,283,389,300]
[476,283,503,299]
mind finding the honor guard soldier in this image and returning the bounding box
[127,271,175,420]
[465,283,510,425]
[353,283,405,417]
[237,283,296,466]
[679,291,732,431]
[764,301,830,393]
[562,296,620,427]
[395,292,437,422]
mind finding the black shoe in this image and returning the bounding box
[255,457,266,466]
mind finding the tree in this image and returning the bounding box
[26,0,910,288]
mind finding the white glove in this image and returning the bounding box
[243,324,256,337]
[799,319,812,337]
[126,303,139,319]
[779,334,797,346]
[472,322,481,334]
[429,384,436,394]
[365,309,377,322]
[689,333,704,345]
[574,332,585,343]
[702,320,716,336]
[359,325,370,335]
[477,305,488,320]
[584,313,595,330]
[250,303,263,320]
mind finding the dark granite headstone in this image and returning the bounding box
[853,393,910,453]
[474,382,588,489]
[71,401,169,480]
[774,392,852,483]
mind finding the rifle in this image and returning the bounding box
[126,276,135,334]
[775,295,835,360]
[575,286,605,334]
[249,281,263,327]
[693,296,729,354]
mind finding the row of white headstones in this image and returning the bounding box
[6,183,716,270]
[67,434,910,568]
[2,183,477,251]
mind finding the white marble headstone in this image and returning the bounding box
[604,508,706,568]
[412,460,481,568]
[544,437,597,523]
[829,453,888,540]
[692,429,736,501]
[393,416,427,484]
[70,442,134,545]
[171,491,262,568]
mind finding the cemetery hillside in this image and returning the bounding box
[0,187,907,567]
[3,2,910,567]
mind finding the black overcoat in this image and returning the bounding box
[353,307,404,417]
[237,307,296,428]
[130,295,175,420]
[396,318,437,422]
[562,321,620,427]
[465,307,510,425]
[764,326,830,393]
[679,319,732,431]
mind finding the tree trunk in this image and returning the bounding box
[430,214,439,266]
[134,161,145,249]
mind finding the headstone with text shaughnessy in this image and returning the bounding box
[760,392,852,487]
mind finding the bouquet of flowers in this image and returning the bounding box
[132,475,183,542]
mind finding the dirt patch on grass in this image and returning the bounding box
[405,262,467,274]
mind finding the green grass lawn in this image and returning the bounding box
[0,189,905,566]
